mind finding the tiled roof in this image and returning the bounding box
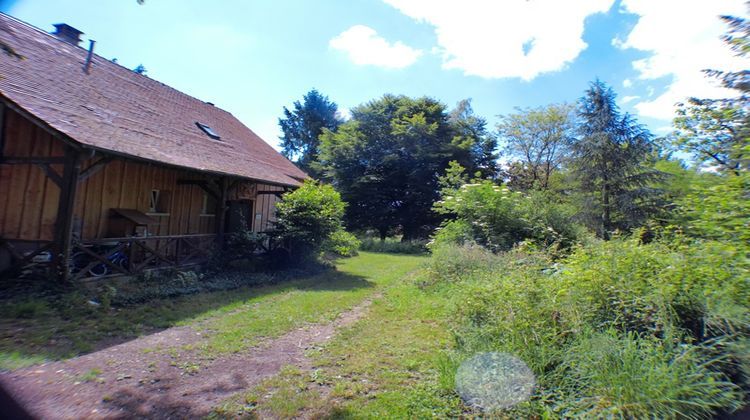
[0,14,307,187]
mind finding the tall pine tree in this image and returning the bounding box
[572,80,662,239]
[279,89,343,178]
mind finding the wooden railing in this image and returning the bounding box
[0,238,55,280]
[69,234,217,281]
[2,232,288,282]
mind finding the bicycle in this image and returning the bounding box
[70,243,129,277]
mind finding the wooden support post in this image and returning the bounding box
[78,156,113,182]
[0,102,6,158]
[215,177,229,248]
[36,163,64,187]
[53,146,81,282]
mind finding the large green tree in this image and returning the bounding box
[674,13,749,173]
[319,95,497,240]
[497,103,575,190]
[572,80,661,239]
[448,99,499,180]
[278,89,343,178]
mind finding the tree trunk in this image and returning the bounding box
[401,225,416,242]
[379,227,387,242]
[601,182,611,240]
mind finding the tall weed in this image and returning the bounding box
[424,239,748,417]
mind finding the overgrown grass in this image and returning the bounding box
[0,252,425,370]
[424,239,748,418]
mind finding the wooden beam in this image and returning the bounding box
[0,241,54,280]
[78,156,113,181]
[256,190,285,199]
[177,179,220,200]
[215,177,229,247]
[0,156,68,165]
[36,163,63,187]
[52,146,82,282]
[228,179,241,192]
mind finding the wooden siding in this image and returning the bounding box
[0,109,65,241]
[1,109,285,243]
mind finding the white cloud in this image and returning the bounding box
[621,95,639,104]
[329,25,422,69]
[336,107,352,121]
[618,0,747,120]
[622,78,633,88]
[382,0,615,80]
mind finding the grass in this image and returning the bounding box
[0,252,425,370]
[212,264,465,418]
[77,368,103,383]
[195,252,427,356]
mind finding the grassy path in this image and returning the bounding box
[194,252,428,356]
[212,255,464,419]
[1,252,435,418]
[0,252,424,370]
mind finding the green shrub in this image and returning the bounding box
[359,237,428,254]
[425,237,749,417]
[273,180,348,263]
[433,181,583,253]
[225,229,268,259]
[323,230,360,257]
[675,171,750,244]
[423,243,518,286]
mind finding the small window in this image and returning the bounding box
[201,193,217,216]
[148,189,170,214]
[196,122,221,140]
[149,189,159,213]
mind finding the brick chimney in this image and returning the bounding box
[52,23,83,47]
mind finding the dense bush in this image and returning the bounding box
[322,230,360,257]
[224,229,268,260]
[425,235,748,417]
[359,237,428,254]
[674,171,750,243]
[273,180,353,263]
[432,181,584,253]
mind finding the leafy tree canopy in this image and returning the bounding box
[674,13,750,173]
[319,95,498,240]
[497,103,575,190]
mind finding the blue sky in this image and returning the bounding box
[3,0,746,150]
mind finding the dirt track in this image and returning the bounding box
[0,297,377,419]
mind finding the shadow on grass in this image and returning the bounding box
[0,266,373,370]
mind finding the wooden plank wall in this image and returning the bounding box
[1,109,290,242]
[0,109,64,241]
[73,158,217,239]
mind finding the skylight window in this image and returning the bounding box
[196,122,221,140]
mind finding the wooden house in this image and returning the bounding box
[0,15,307,281]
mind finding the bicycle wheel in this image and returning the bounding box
[69,252,89,274]
[89,263,108,277]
